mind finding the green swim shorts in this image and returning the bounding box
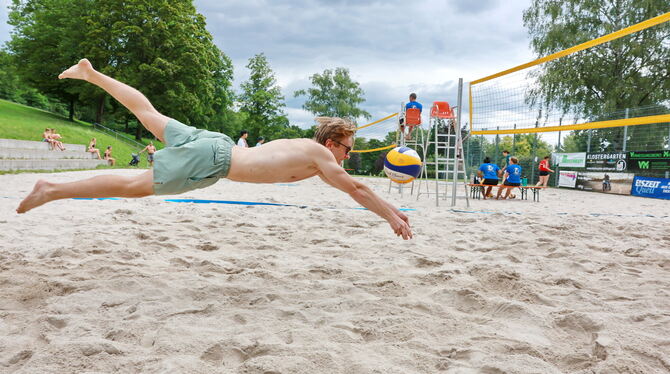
[153,119,234,195]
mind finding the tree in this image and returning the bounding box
[87,0,235,138]
[523,0,669,151]
[483,134,553,158]
[294,67,371,121]
[8,0,235,138]
[560,131,589,152]
[0,50,20,102]
[238,53,288,140]
[8,0,90,120]
[344,137,386,175]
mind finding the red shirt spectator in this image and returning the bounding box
[539,159,550,171]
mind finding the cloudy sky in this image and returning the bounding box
[0,0,539,138]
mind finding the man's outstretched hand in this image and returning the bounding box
[389,213,413,240]
[396,210,410,225]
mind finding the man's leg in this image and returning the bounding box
[59,59,170,142]
[504,187,512,199]
[17,170,154,214]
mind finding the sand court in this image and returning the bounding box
[2,169,670,373]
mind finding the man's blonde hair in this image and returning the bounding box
[313,117,357,146]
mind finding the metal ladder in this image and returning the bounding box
[415,79,470,207]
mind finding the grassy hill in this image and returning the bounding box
[0,99,163,172]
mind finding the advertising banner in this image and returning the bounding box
[575,172,634,195]
[558,170,578,188]
[585,152,627,171]
[628,150,670,172]
[553,153,586,167]
[631,176,670,200]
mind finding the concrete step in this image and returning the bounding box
[0,148,99,160]
[0,138,86,152]
[0,159,109,171]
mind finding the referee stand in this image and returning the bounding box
[416,79,470,207]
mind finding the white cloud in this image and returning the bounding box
[0,0,537,134]
[194,0,535,129]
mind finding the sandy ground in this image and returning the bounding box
[1,169,669,374]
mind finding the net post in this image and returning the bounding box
[451,78,464,207]
[495,127,500,164]
[479,134,484,165]
[623,108,629,151]
[555,117,562,187]
[531,115,539,184]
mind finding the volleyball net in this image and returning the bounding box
[469,12,670,135]
[351,112,401,153]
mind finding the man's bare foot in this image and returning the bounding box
[17,180,53,213]
[58,59,94,80]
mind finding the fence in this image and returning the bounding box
[464,121,670,186]
[92,122,145,150]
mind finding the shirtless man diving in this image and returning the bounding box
[17,59,413,240]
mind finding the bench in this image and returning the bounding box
[467,184,547,202]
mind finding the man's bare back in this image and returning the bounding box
[228,139,326,183]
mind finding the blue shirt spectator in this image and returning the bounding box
[406,101,422,112]
[406,92,422,112]
[496,156,522,199]
[505,164,522,184]
[479,163,500,180]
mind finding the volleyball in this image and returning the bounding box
[384,146,422,184]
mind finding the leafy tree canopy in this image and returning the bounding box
[239,53,289,140]
[523,0,669,151]
[523,0,669,116]
[294,67,371,122]
[8,0,235,136]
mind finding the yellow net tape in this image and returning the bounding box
[351,144,397,153]
[471,114,670,135]
[471,12,670,85]
[356,113,398,130]
[350,113,399,153]
[469,12,670,133]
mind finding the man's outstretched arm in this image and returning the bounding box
[315,151,412,239]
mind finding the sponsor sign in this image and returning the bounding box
[575,172,634,195]
[585,152,627,171]
[628,150,670,172]
[553,153,586,168]
[558,170,577,188]
[631,176,670,200]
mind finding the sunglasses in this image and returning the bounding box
[332,139,352,155]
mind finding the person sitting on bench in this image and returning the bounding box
[477,157,501,200]
[496,156,522,200]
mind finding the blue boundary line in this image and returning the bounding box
[5,196,666,217]
[67,197,416,212]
